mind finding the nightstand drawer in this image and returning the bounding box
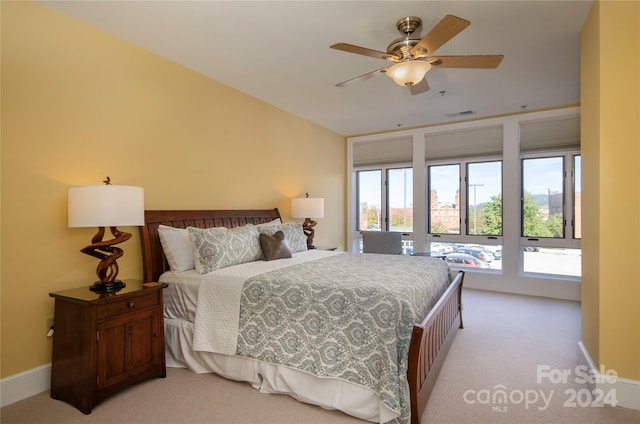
[97,292,157,320]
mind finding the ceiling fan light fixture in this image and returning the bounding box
[386,61,432,87]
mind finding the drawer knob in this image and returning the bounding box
[127,302,135,309]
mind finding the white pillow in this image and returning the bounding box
[158,225,195,272]
[187,225,262,273]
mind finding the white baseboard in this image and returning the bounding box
[0,364,51,408]
[578,341,640,411]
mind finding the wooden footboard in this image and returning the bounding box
[407,271,465,424]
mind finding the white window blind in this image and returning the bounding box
[520,115,580,152]
[352,137,412,166]
[425,125,503,160]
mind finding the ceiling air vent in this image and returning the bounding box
[445,110,474,118]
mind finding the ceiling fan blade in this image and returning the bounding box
[428,55,504,68]
[330,43,399,61]
[410,77,430,95]
[335,67,388,87]
[411,15,470,58]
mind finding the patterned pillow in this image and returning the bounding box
[257,222,307,253]
[255,218,282,228]
[187,225,262,273]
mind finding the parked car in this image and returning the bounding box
[489,248,502,260]
[431,243,455,254]
[453,247,494,262]
[445,253,490,268]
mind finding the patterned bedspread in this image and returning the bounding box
[235,253,451,423]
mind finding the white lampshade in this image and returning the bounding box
[291,197,324,219]
[68,185,144,228]
[386,61,432,87]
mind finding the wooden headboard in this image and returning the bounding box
[140,209,282,282]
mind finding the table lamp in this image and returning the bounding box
[68,177,144,293]
[291,193,324,249]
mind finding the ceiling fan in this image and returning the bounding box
[330,15,504,95]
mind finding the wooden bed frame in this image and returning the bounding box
[140,209,464,424]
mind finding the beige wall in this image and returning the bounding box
[581,0,640,380]
[580,0,601,370]
[1,2,346,378]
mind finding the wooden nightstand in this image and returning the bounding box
[49,280,168,414]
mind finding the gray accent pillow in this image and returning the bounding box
[259,231,292,261]
[187,225,262,273]
[256,222,307,253]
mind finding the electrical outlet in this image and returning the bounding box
[46,317,54,334]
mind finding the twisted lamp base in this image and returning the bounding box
[302,218,317,249]
[81,226,131,293]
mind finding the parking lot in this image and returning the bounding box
[485,249,581,277]
[522,249,581,276]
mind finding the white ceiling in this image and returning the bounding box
[40,1,593,137]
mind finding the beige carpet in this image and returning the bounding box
[2,288,639,424]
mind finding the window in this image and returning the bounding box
[349,109,581,283]
[428,160,503,271]
[518,115,581,278]
[352,136,414,253]
[522,157,565,238]
[520,153,581,277]
[467,161,503,236]
[424,125,504,271]
[357,170,381,231]
[356,167,414,233]
[355,166,414,253]
[522,247,581,277]
[435,242,502,270]
[428,164,460,234]
[388,168,413,233]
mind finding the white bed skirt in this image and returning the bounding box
[164,318,404,423]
